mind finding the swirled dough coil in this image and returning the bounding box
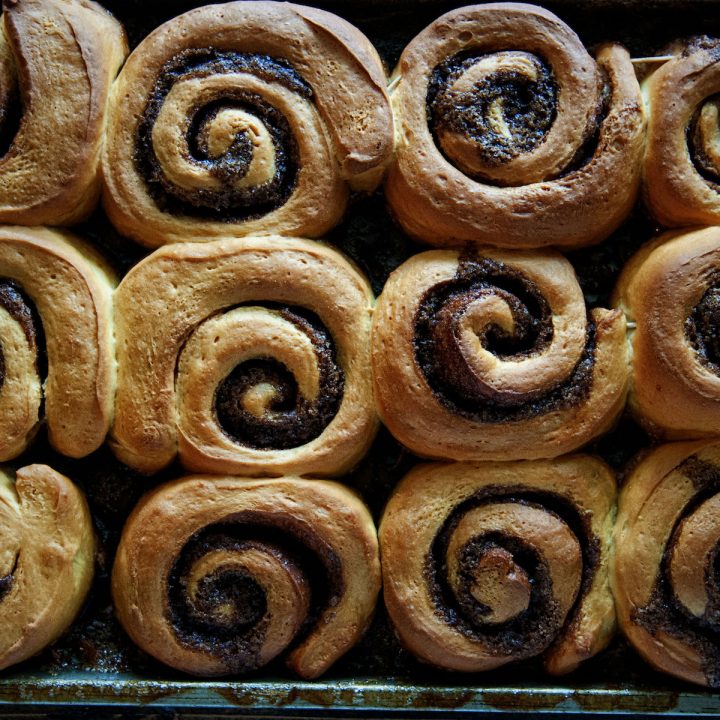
[385,2,644,249]
[0,0,126,225]
[372,247,627,461]
[643,38,720,227]
[0,465,95,671]
[613,227,720,439]
[380,457,616,674]
[112,475,380,678]
[102,1,393,247]
[111,237,376,476]
[0,226,115,460]
[614,440,720,687]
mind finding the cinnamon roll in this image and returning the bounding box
[111,237,376,476]
[643,37,720,227]
[385,3,644,249]
[112,475,380,678]
[0,0,126,226]
[613,227,720,439]
[0,465,95,671]
[102,1,393,248]
[613,440,720,687]
[380,456,616,674]
[372,248,627,462]
[0,226,115,460]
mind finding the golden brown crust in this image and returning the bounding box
[613,227,720,439]
[0,465,95,671]
[0,0,127,225]
[112,475,380,679]
[613,440,720,688]
[0,226,115,459]
[371,247,628,461]
[111,236,377,476]
[384,3,644,249]
[102,1,393,248]
[379,457,616,674]
[643,39,720,226]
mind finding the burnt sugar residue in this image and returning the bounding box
[427,50,557,178]
[167,511,344,672]
[214,306,344,450]
[686,275,720,376]
[632,454,720,687]
[413,256,595,422]
[135,50,311,221]
[425,486,599,658]
[0,279,44,390]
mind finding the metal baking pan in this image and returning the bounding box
[2,0,720,716]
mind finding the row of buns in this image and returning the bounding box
[4,225,720,473]
[4,0,720,250]
[4,441,720,689]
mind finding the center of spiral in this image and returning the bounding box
[213,307,344,450]
[193,106,277,188]
[428,50,557,183]
[466,546,532,624]
[413,256,593,420]
[137,49,310,220]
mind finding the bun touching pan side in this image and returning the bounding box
[0,465,95,671]
[613,227,720,439]
[614,440,720,688]
[112,475,380,678]
[380,457,617,674]
[0,0,126,225]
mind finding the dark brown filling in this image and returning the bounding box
[413,256,594,420]
[688,99,720,189]
[167,511,344,673]
[427,51,610,185]
[632,456,720,687]
[0,552,17,602]
[214,306,344,450]
[427,51,557,177]
[0,279,42,392]
[425,487,598,657]
[686,279,720,375]
[0,573,11,601]
[135,50,310,221]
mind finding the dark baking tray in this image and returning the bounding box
[3,0,720,716]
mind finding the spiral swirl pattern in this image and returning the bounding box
[613,227,720,439]
[644,37,720,226]
[112,237,376,476]
[372,248,627,461]
[613,440,720,687]
[0,0,126,225]
[385,3,644,249]
[0,227,115,460]
[380,457,616,674]
[112,476,380,678]
[102,1,393,248]
[0,465,95,671]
